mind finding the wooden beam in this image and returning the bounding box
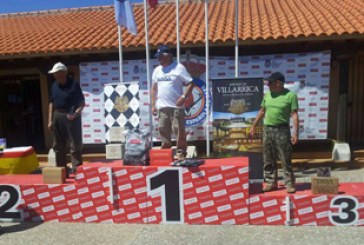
[327,60,340,140]
[0,68,39,76]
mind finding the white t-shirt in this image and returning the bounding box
[152,61,193,109]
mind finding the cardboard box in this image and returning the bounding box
[43,167,66,184]
[311,176,339,194]
[106,144,125,159]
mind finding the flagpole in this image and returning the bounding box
[235,0,239,78]
[205,0,210,157]
[143,0,153,146]
[118,25,123,83]
[176,0,180,63]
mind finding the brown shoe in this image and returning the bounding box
[262,183,278,192]
[286,185,296,193]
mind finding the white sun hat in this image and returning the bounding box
[48,62,67,74]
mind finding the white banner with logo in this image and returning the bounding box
[80,51,330,143]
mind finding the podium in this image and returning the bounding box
[0,157,363,226]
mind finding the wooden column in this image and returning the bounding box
[39,72,52,149]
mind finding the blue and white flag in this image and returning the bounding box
[114,0,138,35]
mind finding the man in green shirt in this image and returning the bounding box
[250,72,299,193]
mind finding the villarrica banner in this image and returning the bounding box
[212,78,263,156]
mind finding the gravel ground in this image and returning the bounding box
[0,222,363,245]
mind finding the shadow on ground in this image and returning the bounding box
[0,222,42,236]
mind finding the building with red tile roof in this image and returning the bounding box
[0,0,363,58]
[0,0,363,151]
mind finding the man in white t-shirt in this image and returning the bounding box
[151,45,194,159]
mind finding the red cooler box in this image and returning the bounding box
[150,148,173,166]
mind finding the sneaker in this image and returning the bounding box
[262,183,278,192]
[176,151,186,160]
[286,185,296,193]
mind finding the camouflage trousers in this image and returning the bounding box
[263,125,295,186]
[158,107,187,152]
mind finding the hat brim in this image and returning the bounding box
[154,52,172,59]
[48,68,67,74]
[264,77,284,83]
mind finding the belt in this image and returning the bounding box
[54,109,69,113]
[265,123,289,128]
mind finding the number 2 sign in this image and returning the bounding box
[0,185,23,221]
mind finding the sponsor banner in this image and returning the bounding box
[80,51,330,143]
[212,78,263,155]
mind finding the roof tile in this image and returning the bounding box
[0,0,363,57]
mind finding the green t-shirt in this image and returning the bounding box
[261,88,298,125]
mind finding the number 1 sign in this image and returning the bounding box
[147,168,184,224]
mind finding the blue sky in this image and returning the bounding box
[0,0,141,14]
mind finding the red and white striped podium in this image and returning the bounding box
[0,157,363,226]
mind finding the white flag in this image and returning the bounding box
[114,0,138,35]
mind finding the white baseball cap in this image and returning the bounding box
[48,62,67,74]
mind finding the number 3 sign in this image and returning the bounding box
[0,185,23,221]
[329,196,360,226]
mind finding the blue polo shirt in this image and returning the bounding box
[50,78,85,111]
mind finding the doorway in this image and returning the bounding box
[345,55,364,145]
[0,75,45,151]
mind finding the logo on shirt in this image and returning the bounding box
[157,76,172,81]
[185,78,209,127]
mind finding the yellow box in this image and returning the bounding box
[0,147,39,174]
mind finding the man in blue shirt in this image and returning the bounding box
[48,62,85,177]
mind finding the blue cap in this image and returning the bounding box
[265,72,285,83]
[154,45,173,58]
